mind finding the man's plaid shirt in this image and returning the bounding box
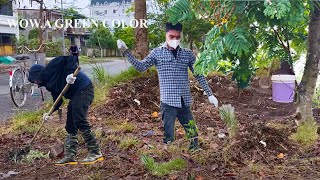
[124,43,213,108]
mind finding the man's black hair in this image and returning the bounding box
[166,22,183,32]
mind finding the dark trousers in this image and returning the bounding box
[66,84,94,134]
[160,98,198,149]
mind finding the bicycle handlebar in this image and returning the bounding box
[18,43,49,53]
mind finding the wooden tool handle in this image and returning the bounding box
[28,66,81,146]
[48,67,81,115]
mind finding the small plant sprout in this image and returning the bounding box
[219,104,238,139]
[185,120,198,138]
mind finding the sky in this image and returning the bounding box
[17,0,91,16]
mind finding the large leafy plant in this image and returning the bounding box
[166,0,308,89]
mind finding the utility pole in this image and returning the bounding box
[61,0,65,55]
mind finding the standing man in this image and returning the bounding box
[69,43,79,57]
[28,56,103,165]
[117,22,218,150]
[69,43,80,65]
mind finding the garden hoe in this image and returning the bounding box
[8,67,81,162]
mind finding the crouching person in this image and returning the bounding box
[28,56,103,165]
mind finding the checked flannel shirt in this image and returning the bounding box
[123,43,213,108]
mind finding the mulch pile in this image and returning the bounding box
[2,72,320,179]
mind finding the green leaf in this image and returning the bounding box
[166,0,193,24]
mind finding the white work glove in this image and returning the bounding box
[208,95,219,108]
[66,73,77,84]
[42,112,50,121]
[117,39,128,53]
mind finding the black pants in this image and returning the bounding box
[66,84,94,134]
[160,98,198,149]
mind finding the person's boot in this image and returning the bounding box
[55,134,78,166]
[80,130,104,165]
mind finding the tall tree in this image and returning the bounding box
[167,0,319,122]
[134,0,148,59]
[29,0,45,52]
[297,2,320,121]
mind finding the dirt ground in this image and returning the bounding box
[1,72,320,179]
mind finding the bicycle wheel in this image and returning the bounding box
[10,68,27,107]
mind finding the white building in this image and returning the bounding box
[89,0,134,30]
[0,0,19,55]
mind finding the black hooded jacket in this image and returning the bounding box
[28,56,92,111]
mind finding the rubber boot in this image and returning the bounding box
[55,134,78,166]
[80,130,104,164]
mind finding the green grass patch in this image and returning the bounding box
[92,85,108,106]
[10,110,44,133]
[118,136,140,150]
[114,121,136,133]
[105,66,142,87]
[79,56,125,64]
[141,155,187,176]
[291,120,319,147]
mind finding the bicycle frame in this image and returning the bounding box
[9,44,47,107]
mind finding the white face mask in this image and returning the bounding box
[167,39,180,49]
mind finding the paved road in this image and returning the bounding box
[81,60,131,79]
[0,60,130,122]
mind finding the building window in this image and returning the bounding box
[122,9,125,13]
[0,2,13,16]
[0,34,15,46]
[104,10,108,14]
[113,9,117,14]
[95,11,100,15]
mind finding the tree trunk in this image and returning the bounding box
[32,0,45,52]
[296,3,320,121]
[134,0,148,59]
[188,37,193,50]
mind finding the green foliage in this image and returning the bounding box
[22,150,49,163]
[232,58,254,89]
[167,0,308,89]
[182,14,212,49]
[263,0,291,19]
[185,120,198,139]
[166,0,193,24]
[115,122,136,133]
[15,35,70,56]
[64,7,86,19]
[0,0,8,6]
[141,155,187,176]
[88,24,116,49]
[148,23,166,49]
[28,28,39,40]
[104,67,143,88]
[46,39,71,57]
[219,104,238,139]
[118,136,139,150]
[291,120,318,147]
[114,26,135,49]
[194,25,257,88]
[10,110,43,133]
[92,63,110,86]
[224,28,256,57]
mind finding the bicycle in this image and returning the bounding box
[9,44,48,108]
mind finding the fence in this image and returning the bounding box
[82,48,121,57]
